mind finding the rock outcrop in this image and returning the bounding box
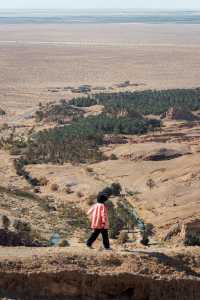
[143,148,190,161]
[122,147,191,161]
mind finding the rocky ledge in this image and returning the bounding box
[0,247,199,300]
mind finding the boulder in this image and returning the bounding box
[143,148,190,161]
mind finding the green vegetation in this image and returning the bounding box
[107,198,150,245]
[59,239,70,247]
[14,158,40,186]
[101,183,122,197]
[69,96,97,108]
[25,122,104,165]
[59,203,90,235]
[184,235,200,246]
[146,178,156,190]
[75,115,161,135]
[107,197,142,239]
[107,200,124,239]
[1,215,11,230]
[117,231,129,244]
[69,88,200,115]
[24,114,160,166]
[35,100,84,124]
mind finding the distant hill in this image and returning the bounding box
[1,10,200,24]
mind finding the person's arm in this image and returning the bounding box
[87,205,94,216]
[101,205,107,227]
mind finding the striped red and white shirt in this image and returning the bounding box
[87,203,109,229]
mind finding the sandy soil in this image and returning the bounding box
[0,23,200,116]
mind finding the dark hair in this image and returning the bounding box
[97,193,109,203]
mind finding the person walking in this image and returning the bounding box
[86,192,111,250]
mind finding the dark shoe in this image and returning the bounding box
[86,244,94,249]
[104,247,112,251]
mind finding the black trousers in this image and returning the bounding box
[87,229,110,249]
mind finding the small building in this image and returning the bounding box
[71,85,91,93]
[116,81,130,88]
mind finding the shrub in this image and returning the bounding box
[29,176,40,187]
[127,190,140,197]
[39,177,49,186]
[100,183,122,198]
[107,201,124,239]
[145,223,155,237]
[59,239,70,247]
[1,215,11,230]
[117,231,129,244]
[78,232,89,243]
[51,183,59,192]
[140,235,150,246]
[184,235,200,246]
[13,219,31,233]
[111,182,122,196]
[146,178,156,190]
[65,187,73,194]
[13,188,38,200]
[39,197,57,212]
[101,187,113,197]
[10,146,24,155]
[61,204,90,231]
[35,110,44,122]
[77,191,84,198]
[34,187,41,194]
[110,154,118,160]
[86,167,94,173]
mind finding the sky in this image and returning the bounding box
[0,0,200,10]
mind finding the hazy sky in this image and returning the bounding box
[0,0,200,10]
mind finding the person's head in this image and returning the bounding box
[97,192,109,204]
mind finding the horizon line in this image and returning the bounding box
[0,8,200,11]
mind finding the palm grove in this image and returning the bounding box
[12,87,200,172]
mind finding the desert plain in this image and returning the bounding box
[0,23,200,115]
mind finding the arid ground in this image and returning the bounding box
[0,23,200,116]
